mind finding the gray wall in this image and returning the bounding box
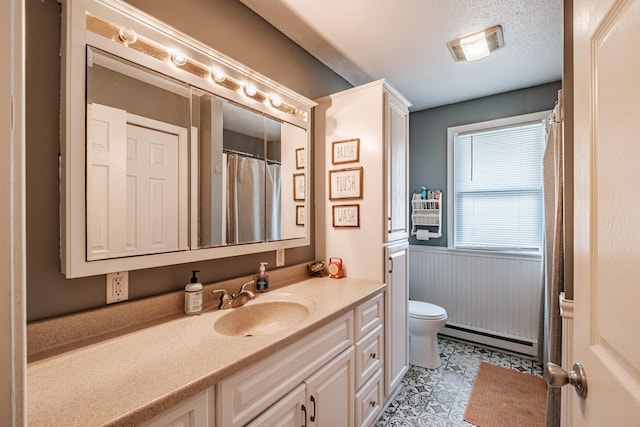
[408,81,562,247]
[26,0,350,322]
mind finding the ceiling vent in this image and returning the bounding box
[447,25,504,62]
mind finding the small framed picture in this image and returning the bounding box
[329,167,363,200]
[293,173,305,201]
[295,148,305,169]
[332,138,360,165]
[332,204,360,228]
[296,205,305,226]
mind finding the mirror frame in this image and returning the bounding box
[60,0,315,277]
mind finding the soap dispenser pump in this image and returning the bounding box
[185,270,203,315]
[255,262,269,292]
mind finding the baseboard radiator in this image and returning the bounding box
[409,246,543,357]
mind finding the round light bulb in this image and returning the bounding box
[244,84,257,97]
[213,69,226,82]
[171,52,187,66]
[118,27,137,45]
[270,95,282,108]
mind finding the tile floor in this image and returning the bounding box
[375,337,544,427]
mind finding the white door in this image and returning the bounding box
[86,103,128,260]
[572,0,640,424]
[384,241,408,397]
[385,91,409,242]
[125,123,180,255]
[86,103,188,259]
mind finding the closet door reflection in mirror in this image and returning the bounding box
[279,122,307,240]
[85,47,189,260]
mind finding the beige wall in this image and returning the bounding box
[25,0,350,322]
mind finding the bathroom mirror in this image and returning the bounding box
[60,0,314,277]
[86,47,190,260]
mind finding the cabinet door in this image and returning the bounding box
[141,388,213,427]
[305,347,355,427]
[355,369,383,427]
[384,92,409,243]
[246,384,305,427]
[355,325,384,390]
[384,241,409,397]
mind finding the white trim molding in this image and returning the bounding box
[0,0,27,425]
[559,292,574,427]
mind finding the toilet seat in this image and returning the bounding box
[409,300,447,320]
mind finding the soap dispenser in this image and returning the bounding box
[185,270,203,315]
[255,262,269,292]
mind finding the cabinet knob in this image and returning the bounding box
[369,400,376,407]
[370,352,376,359]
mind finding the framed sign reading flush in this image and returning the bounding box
[332,138,360,164]
[329,167,363,200]
[293,173,305,201]
[332,204,360,228]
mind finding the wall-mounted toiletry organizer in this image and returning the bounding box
[411,190,442,240]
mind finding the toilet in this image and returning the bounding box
[408,300,448,369]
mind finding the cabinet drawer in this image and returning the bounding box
[355,368,383,427]
[217,311,354,427]
[355,325,383,390]
[354,292,383,341]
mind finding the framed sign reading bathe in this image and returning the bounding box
[329,167,363,200]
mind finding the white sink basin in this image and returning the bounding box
[213,294,315,337]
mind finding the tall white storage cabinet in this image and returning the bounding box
[314,80,411,401]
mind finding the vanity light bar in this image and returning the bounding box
[85,13,306,121]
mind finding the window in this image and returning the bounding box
[447,111,548,251]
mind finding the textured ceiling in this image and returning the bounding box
[239,0,563,111]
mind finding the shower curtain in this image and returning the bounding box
[226,154,281,244]
[542,90,564,427]
[266,162,281,241]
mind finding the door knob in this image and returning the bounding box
[546,362,588,399]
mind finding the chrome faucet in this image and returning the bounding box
[231,280,256,308]
[211,288,232,310]
[211,280,256,310]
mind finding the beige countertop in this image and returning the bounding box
[27,277,384,426]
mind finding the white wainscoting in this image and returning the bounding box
[409,245,543,356]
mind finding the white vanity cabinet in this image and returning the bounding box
[246,348,355,427]
[140,388,215,427]
[217,293,385,427]
[216,310,355,426]
[315,80,411,404]
[354,293,385,427]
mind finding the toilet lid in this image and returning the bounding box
[409,300,447,320]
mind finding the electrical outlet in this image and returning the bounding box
[276,249,285,267]
[106,271,129,304]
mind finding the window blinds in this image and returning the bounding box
[453,121,544,250]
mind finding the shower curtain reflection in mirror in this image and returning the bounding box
[226,154,281,244]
